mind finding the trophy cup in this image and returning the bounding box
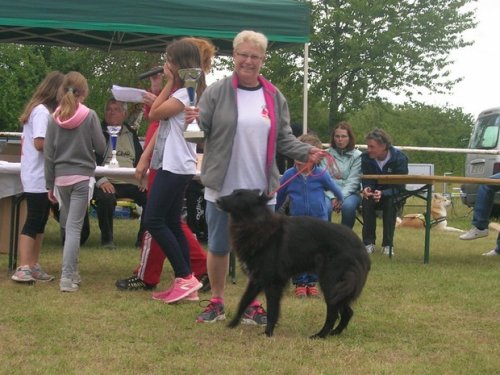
[178,68,204,143]
[107,126,121,168]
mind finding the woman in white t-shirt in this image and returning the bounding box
[143,40,207,304]
[11,71,64,283]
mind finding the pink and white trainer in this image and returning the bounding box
[163,276,202,304]
[152,288,172,302]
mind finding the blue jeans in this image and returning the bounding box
[144,169,193,278]
[338,193,361,228]
[206,200,275,255]
[472,173,500,249]
[293,273,318,285]
[206,201,230,255]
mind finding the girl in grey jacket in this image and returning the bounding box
[44,71,106,292]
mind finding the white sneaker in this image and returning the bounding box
[60,278,79,292]
[31,263,55,282]
[382,246,394,256]
[459,227,488,240]
[482,249,500,256]
[365,244,376,254]
[11,265,34,283]
[72,271,81,285]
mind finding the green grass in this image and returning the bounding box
[1,197,499,374]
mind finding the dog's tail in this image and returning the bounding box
[328,260,369,306]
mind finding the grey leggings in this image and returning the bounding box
[57,180,89,280]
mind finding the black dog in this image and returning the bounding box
[217,189,371,338]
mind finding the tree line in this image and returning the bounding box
[0,43,475,176]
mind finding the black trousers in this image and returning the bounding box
[361,195,397,247]
[93,183,147,244]
[185,180,207,242]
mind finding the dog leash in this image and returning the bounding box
[268,150,340,197]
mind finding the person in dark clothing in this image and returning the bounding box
[361,128,408,256]
[93,99,146,249]
[185,179,208,243]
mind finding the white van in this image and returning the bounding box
[461,107,500,211]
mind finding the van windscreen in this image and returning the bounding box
[469,114,500,149]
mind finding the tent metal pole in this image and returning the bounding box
[302,43,309,135]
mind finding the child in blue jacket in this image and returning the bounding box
[276,133,343,298]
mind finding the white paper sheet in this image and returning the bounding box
[111,85,147,103]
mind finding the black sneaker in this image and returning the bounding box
[102,241,117,250]
[199,274,211,293]
[115,276,155,291]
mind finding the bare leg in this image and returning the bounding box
[33,233,44,265]
[207,251,229,299]
[17,234,42,267]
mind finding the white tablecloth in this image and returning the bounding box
[0,162,23,199]
[0,162,139,199]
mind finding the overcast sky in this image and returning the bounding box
[211,1,498,119]
[390,0,499,118]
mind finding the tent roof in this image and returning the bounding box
[0,0,310,53]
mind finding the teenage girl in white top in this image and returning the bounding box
[11,71,64,284]
[143,40,207,304]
